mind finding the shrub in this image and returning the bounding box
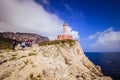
[29,52,37,56]
[0,55,4,58]
[0,37,20,50]
[21,55,27,58]
[39,40,76,47]
[23,60,28,65]
[30,73,33,79]
[12,54,17,56]
[69,72,74,76]
[29,73,42,80]
[10,56,17,61]
[0,38,13,50]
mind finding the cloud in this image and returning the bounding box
[63,3,73,13]
[88,32,99,40]
[40,0,49,5]
[37,0,50,5]
[67,26,79,40]
[0,0,79,40]
[88,27,120,52]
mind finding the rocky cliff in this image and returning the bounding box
[0,32,49,43]
[0,40,112,80]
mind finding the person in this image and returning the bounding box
[32,40,35,47]
[12,40,17,51]
[21,41,25,50]
[27,40,31,47]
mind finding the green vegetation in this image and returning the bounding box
[20,55,27,58]
[41,50,49,57]
[0,50,3,54]
[18,55,27,60]
[30,73,33,79]
[29,73,42,80]
[0,37,21,50]
[12,54,17,57]
[9,54,17,61]
[0,55,5,58]
[32,64,37,67]
[29,51,38,56]
[10,56,17,61]
[69,72,74,76]
[39,40,76,47]
[0,38,12,50]
[37,74,41,79]
[23,60,29,65]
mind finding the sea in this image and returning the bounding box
[84,52,120,80]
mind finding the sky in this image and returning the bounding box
[0,0,120,52]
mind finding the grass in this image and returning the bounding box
[9,56,17,61]
[0,50,2,54]
[39,40,76,47]
[0,37,20,50]
[69,72,74,76]
[29,52,38,56]
[9,54,17,61]
[30,73,33,79]
[32,64,37,67]
[20,55,27,58]
[29,73,42,80]
[23,60,29,65]
[42,50,49,57]
[0,55,5,58]
[12,54,17,56]
[0,38,12,49]
[37,74,41,78]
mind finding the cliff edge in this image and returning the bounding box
[0,40,112,80]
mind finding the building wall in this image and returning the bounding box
[57,35,73,40]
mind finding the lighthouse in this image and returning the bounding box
[57,22,73,40]
[63,22,67,35]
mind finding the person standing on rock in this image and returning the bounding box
[32,40,35,47]
[27,40,31,47]
[12,40,17,51]
[21,41,25,50]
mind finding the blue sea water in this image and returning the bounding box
[84,52,120,80]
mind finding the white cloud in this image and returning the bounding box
[88,32,100,40]
[0,0,79,40]
[41,0,49,5]
[63,3,73,13]
[67,26,79,40]
[38,0,50,5]
[89,27,120,52]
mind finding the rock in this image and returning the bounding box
[0,32,49,43]
[0,59,2,64]
[0,40,112,80]
[96,65,101,72]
